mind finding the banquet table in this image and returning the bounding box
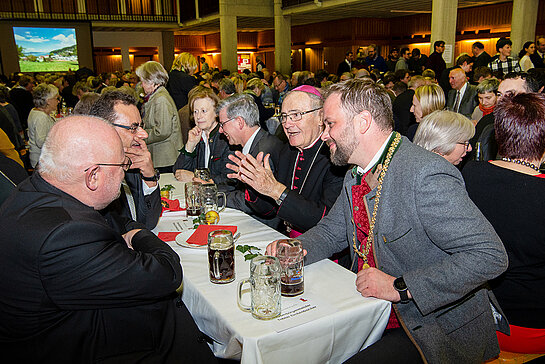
[155,174,391,364]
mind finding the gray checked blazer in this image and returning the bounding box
[299,137,508,363]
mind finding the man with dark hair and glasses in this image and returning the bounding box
[227,85,345,238]
[89,90,162,231]
[0,115,216,363]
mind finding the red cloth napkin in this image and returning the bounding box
[161,198,185,215]
[158,232,181,242]
[186,225,237,246]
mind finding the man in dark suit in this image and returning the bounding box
[530,37,545,68]
[337,50,353,76]
[472,41,493,69]
[446,68,478,119]
[227,86,345,236]
[216,93,283,214]
[89,91,161,231]
[0,116,215,363]
[9,75,35,132]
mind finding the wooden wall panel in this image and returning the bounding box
[390,14,431,38]
[175,35,206,51]
[536,0,545,37]
[238,32,257,49]
[306,47,324,72]
[205,33,221,52]
[94,54,123,73]
[353,18,391,40]
[457,3,512,31]
[257,30,275,48]
[292,18,354,45]
[323,47,349,74]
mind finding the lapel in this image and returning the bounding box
[248,128,266,156]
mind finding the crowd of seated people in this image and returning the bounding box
[1,36,545,361]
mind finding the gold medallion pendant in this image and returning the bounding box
[361,263,370,270]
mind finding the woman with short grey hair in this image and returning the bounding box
[28,83,59,167]
[414,110,475,165]
[471,78,500,121]
[136,61,182,171]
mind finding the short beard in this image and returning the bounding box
[330,124,358,166]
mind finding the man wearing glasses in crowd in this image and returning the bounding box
[0,116,216,363]
[89,91,162,231]
[227,85,345,239]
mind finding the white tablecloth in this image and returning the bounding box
[155,174,391,364]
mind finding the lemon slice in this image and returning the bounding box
[205,210,220,224]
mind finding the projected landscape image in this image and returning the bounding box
[14,27,79,72]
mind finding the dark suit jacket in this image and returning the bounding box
[530,52,545,68]
[226,128,284,213]
[8,87,33,130]
[392,89,416,136]
[246,139,345,233]
[447,83,478,119]
[166,70,197,110]
[474,51,493,69]
[0,172,214,363]
[101,169,161,232]
[337,60,351,76]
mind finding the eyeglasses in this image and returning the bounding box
[113,123,144,134]
[218,117,236,129]
[457,141,470,150]
[279,107,322,124]
[84,157,132,172]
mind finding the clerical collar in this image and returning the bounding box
[242,127,261,155]
[299,133,323,152]
[355,132,394,176]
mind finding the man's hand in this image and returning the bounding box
[122,229,142,249]
[124,138,156,187]
[226,151,286,200]
[266,240,307,257]
[192,176,214,184]
[174,169,195,182]
[356,267,410,303]
[185,126,202,153]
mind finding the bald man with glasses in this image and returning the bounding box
[227,86,345,238]
[89,91,162,231]
[0,115,216,363]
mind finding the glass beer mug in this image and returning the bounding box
[185,182,202,217]
[274,239,304,296]
[208,230,235,284]
[237,255,282,320]
[200,183,226,214]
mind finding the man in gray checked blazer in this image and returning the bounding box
[273,79,509,363]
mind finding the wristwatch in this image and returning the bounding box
[142,169,160,182]
[394,276,410,304]
[275,188,289,206]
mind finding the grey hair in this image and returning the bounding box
[218,78,236,95]
[135,61,169,87]
[414,110,475,155]
[32,83,58,108]
[216,93,259,127]
[324,78,394,132]
[38,115,113,182]
[476,78,500,94]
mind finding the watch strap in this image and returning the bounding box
[275,187,289,206]
[142,169,160,182]
[394,276,410,304]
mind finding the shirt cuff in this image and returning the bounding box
[142,180,159,196]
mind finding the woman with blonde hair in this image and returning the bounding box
[414,109,474,165]
[173,86,233,186]
[136,61,182,172]
[167,52,198,110]
[408,83,445,140]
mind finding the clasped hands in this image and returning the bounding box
[124,138,156,187]
[226,151,286,201]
